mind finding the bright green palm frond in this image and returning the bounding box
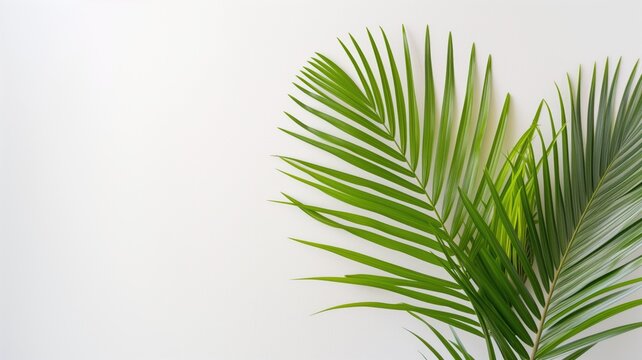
[278,26,513,342]
[456,61,642,359]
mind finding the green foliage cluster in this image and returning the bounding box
[278,26,642,359]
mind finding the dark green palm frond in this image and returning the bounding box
[527,61,642,359]
[457,61,642,359]
[278,26,516,341]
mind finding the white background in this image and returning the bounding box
[1,0,641,359]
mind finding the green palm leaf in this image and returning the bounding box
[278,26,516,341]
[526,61,642,359]
[456,61,642,359]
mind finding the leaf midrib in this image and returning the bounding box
[383,122,450,240]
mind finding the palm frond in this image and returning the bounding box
[456,61,642,359]
[527,60,642,359]
[279,26,513,338]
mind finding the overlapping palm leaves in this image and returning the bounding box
[479,66,641,359]
[451,60,642,359]
[277,26,642,359]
